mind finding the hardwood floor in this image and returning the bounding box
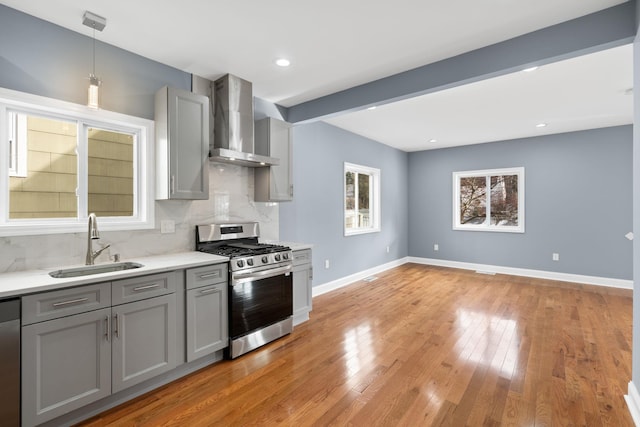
[78,264,634,426]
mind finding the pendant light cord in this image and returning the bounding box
[92,25,96,76]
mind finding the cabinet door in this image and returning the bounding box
[112,294,177,393]
[169,87,209,199]
[156,86,209,200]
[268,119,292,201]
[22,308,111,427]
[186,283,228,362]
[255,118,293,202]
[292,263,313,325]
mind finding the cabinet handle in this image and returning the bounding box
[309,267,313,281]
[171,175,176,194]
[114,313,119,338]
[52,297,89,308]
[105,316,110,342]
[290,184,294,197]
[198,272,220,279]
[199,288,220,295]
[133,283,159,292]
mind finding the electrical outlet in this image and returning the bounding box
[434,244,439,251]
[386,246,390,253]
[552,253,559,261]
[160,220,175,234]
[325,259,330,269]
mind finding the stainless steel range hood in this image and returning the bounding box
[210,74,279,167]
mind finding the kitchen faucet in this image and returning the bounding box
[86,213,110,265]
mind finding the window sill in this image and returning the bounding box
[344,227,381,237]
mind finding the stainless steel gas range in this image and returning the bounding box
[196,222,293,359]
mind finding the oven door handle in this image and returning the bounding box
[232,264,293,284]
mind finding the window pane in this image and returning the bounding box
[88,127,134,217]
[459,176,486,224]
[358,173,370,227]
[9,115,78,219]
[490,175,518,226]
[345,171,356,229]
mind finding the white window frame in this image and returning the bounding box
[8,112,27,177]
[452,167,525,233]
[344,162,381,236]
[0,87,154,237]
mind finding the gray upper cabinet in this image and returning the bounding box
[155,86,210,200]
[254,117,293,202]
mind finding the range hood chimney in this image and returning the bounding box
[210,74,279,167]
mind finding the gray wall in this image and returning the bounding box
[408,126,633,280]
[279,121,409,286]
[632,23,640,389]
[0,4,190,119]
[0,5,281,272]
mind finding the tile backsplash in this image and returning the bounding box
[0,162,278,273]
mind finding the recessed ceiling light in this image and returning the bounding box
[275,58,290,67]
[536,123,547,128]
[523,66,539,72]
[367,106,377,110]
[428,139,437,143]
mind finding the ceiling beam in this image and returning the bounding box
[286,1,636,124]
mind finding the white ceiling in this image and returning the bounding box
[325,44,633,151]
[0,0,633,151]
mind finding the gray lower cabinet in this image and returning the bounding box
[292,249,313,325]
[22,307,112,427]
[185,264,228,362]
[112,293,177,393]
[21,272,178,426]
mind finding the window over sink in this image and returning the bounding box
[0,88,154,236]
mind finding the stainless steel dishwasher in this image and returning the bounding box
[0,298,20,426]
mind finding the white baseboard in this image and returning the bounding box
[312,257,410,297]
[408,257,633,290]
[626,381,640,426]
[311,256,632,299]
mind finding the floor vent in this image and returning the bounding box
[475,270,496,275]
[362,276,378,282]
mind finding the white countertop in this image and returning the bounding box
[263,241,313,251]
[0,251,228,299]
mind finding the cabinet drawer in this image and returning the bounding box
[292,249,312,267]
[112,272,176,305]
[22,283,111,325]
[186,264,228,290]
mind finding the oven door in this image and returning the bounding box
[229,264,293,339]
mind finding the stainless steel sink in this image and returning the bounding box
[49,262,144,278]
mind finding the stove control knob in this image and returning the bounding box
[236,260,244,268]
[275,254,281,261]
[261,256,269,264]
[247,258,254,266]
[283,253,289,260]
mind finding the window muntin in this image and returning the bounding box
[344,162,380,236]
[453,167,524,233]
[0,88,154,236]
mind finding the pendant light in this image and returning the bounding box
[82,11,106,109]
